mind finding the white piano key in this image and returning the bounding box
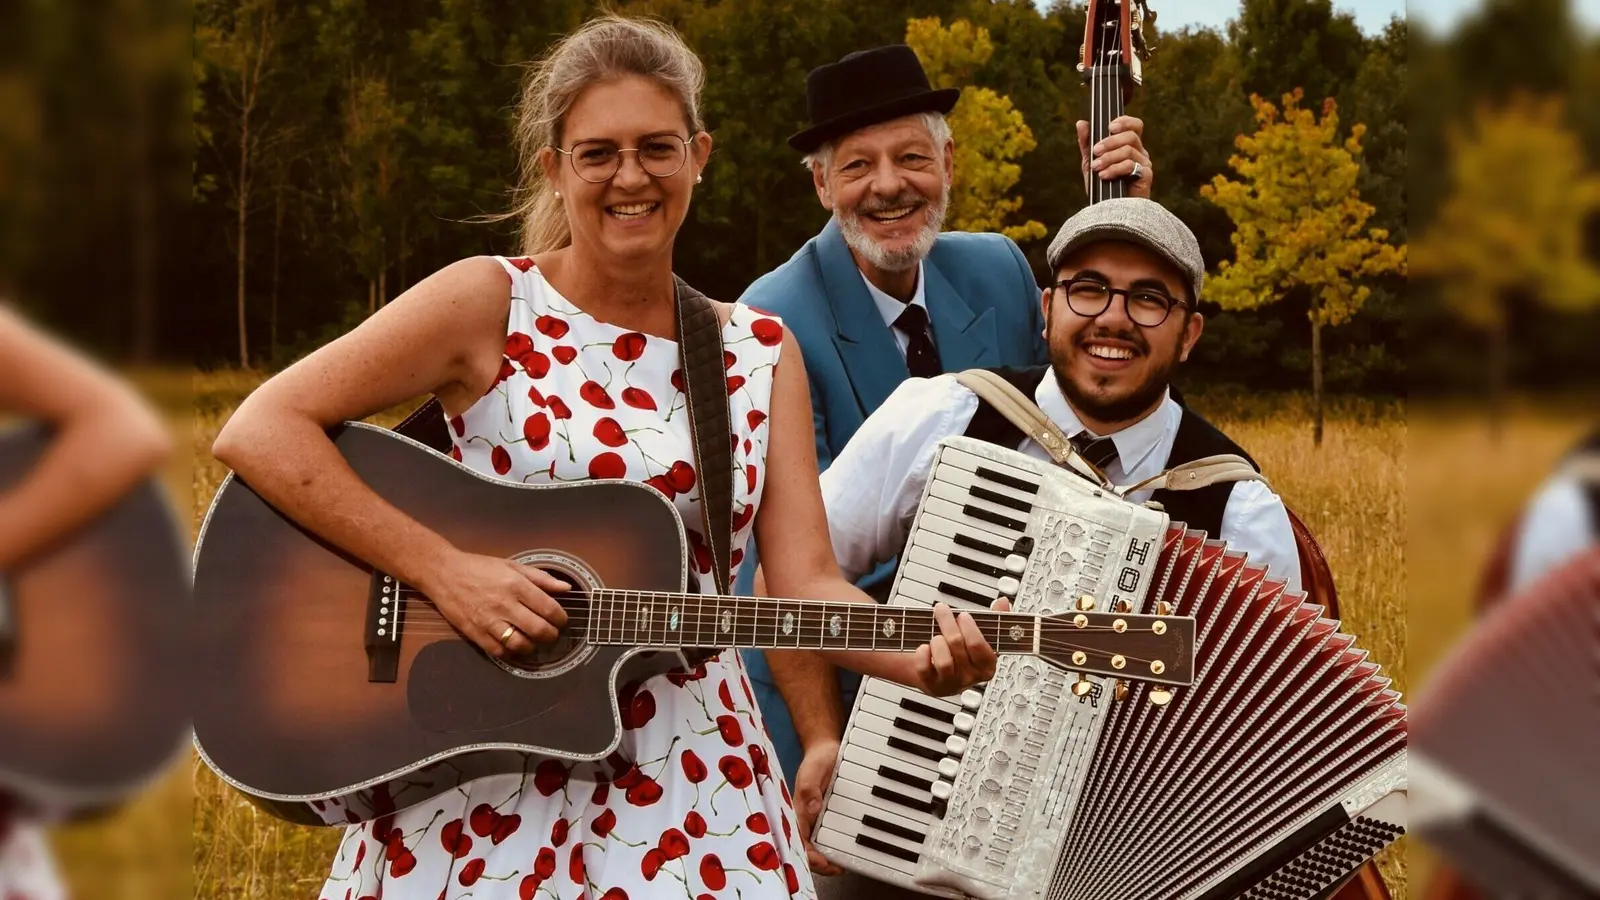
[858,694,956,735]
[825,771,935,817]
[903,549,1001,596]
[919,496,1021,543]
[834,742,941,782]
[820,793,933,837]
[926,481,1030,530]
[895,576,999,611]
[815,825,920,877]
[930,465,1040,509]
[847,712,949,761]
[835,759,934,806]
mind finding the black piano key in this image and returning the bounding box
[947,552,1004,579]
[962,503,1025,532]
[892,716,952,743]
[968,485,1032,513]
[975,466,1039,494]
[876,765,933,792]
[953,532,1011,558]
[869,785,934,815]
[862,815,926,844]
[886,736,944,762]
[856,833,921,864]
[898,697,957,723]
[1012,535,1034,556]
[938,581,993,605]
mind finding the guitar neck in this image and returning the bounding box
[1085,60,1130,205]
[580,590,1040,656]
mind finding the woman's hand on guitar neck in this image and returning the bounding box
[911,599,1011,697]
[1078,115,1153,199]
[415,550,571,659]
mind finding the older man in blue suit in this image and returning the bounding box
[734,42,1156,817]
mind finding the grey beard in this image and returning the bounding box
[835,186,949,273]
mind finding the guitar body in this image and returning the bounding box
[0,425,191,820]
[191,423,696,827]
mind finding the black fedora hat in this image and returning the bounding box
[788,45,960,154]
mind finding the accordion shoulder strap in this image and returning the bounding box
[1560,452,1600,484]
[954,370,1106,486]
[1118,454,1270,497]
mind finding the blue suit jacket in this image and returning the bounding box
[734,218,1049,785]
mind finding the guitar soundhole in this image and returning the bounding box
[491,551,600,680]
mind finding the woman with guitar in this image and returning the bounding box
[211,14,1004,900]
[0,305,174,900]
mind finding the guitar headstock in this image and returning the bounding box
[1036,608,1195,689]
[1078,0,1158,91]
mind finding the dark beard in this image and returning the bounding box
[1053,352,1178,425]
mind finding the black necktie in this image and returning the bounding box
[1070,431,1121,473]
[893,303,941,379]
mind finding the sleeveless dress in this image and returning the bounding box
[317,257,814,900]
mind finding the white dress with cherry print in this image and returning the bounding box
[317,256,813,900]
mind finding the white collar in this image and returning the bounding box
[860,262,928,331]
[1033,375,1178,477]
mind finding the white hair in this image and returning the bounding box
[801,111,951,175]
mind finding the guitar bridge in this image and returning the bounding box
[366,571,403,682]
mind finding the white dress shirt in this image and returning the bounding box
[860,262,929,360]
[1507,472,1597,595]
[820,373,1304,594]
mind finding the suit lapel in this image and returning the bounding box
[817,220,907,416]
[924,255,998,372]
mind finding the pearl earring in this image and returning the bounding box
[554,190,561,198]
[695,175,702,184]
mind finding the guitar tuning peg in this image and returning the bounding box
[1149,686,1174,707]
[1113,680,1129,702]
[1072,674,1094,697]
[1112,598,1132,614]
[1076,594,1096,611]
[1155,601,1174,617]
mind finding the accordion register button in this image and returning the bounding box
[1003,554,1026,574]
[953,712,975,733]
[960,689,983,709]
[991,749,1011,769]
[937,758,960,779]
[1001,722,1020,739]
[997,576,1020,597]
[1020,663,1038,680]
[945,735,968,756]
[930,780,953,801]
[963,836,982,856]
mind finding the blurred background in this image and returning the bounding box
[1,0,1596,895]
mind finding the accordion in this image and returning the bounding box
[814,436,1407,900]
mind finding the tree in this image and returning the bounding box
[1411,93,1600,427]
[906,16,1046,243]
[1201,89,1406,444]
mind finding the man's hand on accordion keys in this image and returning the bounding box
[909,599,1009,697]
[793,737,844,877]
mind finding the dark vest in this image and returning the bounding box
[961,366,1259,537]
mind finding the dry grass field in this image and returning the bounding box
[45,371,1590,899]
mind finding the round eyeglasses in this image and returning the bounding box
[552,134,696,183]
[1053,278,1187,328]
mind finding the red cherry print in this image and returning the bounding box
[671,369,685,393]
[492,445,512,475]
[752,317,783,346]
[591,808,617,837]
[628,689,657,729]
[746,464,758,494]
[373,815,397,845]
[666,460,697,493]
[593,418,628,448]
[781,811,792,842]
[645,474,677,500]
[449,445,462,462]
[684,810,707,839]
[519,874,543,900]
[535,847,557,879]
[783,862,800,892]
[642,847,667,880]
[613,332,648,361]
[492,813,522,844]
[692,541,712,574]
[592,778,610,804]
[614,764,644,790]
[534,759,568,797]
[700,854,728,891]
[529,384,547,407]
[714,715,744,746]
[748,743,771,779]
[746,812,770,834]
[743,438,752,455]
[747,409,767,430]
[509,256,535,272]
[450,415,465,437]
[620,387,657,410]
[390,850,417,877]
[600,889,629,900]
[733,505,755,531]
[470,803,498,837]
[569,843,585,883]
[589,451,626,479]
[354,843,366,868]
[526,350,552,378]
[580,381,614,409]
[659,827,691,860]
[491,358,516,391]
[719,755,754,789]
[726,374,746,395]
[626,776,663,806]
[747,841,781,870]
[459,859,487,886]
[680,748,708,784]
[524,412,551,450]
[723,350,737,370]
[506,332,534,359]
[553,345,578,365]
[780,779,792,806]
[548,395,572,420]
[384,832,406,861]
[535,314,569,338]
[731,547,745,568]
[741,674,756,706]
[551,818,569,847]
[718,681,735,712]
[441,819,473,857]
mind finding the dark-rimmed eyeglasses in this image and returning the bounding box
[552,133,697,183]
[1053,277,1187,328]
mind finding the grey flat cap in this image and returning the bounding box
[1046,198,1205,301]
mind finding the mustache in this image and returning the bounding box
[1075,328,1149,355]
[852,193,927,215]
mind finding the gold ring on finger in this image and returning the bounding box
[499,624,518,646]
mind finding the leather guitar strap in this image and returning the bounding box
[672,275,733,598]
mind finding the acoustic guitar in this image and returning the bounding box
[0,424,191,821]
[190,422,1196,827]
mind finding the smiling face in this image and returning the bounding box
[539,75,711,264]
[813,115,952,274]
[1044,240,1204,430]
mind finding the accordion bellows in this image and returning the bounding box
[817,437,1407,900]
